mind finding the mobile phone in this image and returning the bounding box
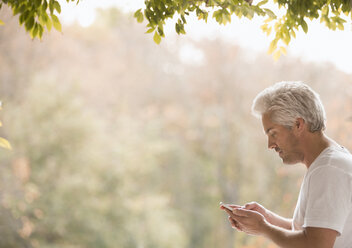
[220,202,233,212]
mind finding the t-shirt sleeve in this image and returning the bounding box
[303,166,352,235]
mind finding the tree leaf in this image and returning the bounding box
[51,14,62,32]
[145,28,154,33]
[175,22,180,34]
[25,15,35,31]
[46,14,52,31]
[53,1,61,14]
[30,23,39,38]
[158,26,164,37]
[257,0,268,7]
[301,19,308,33]
[273,50,281,60]
[283,31,291,45]
[19,11,29,25]
[42,0,48,11]
[0,19,4,26]
[290,29,296,38]
[322,5,329,15]
[153,31,161,44]
[13,6,21,15]
[268,39,277,54]
[246,8,255,19]
[337,22,344,30]
[0,137,12,150]
[181,14,186,24]
[49,0,54,14]
[224,12,231,23]
[34,0,42,8]
[264,17,274,23]
[134,9,144,23]
[279,46,287,55]
[38,24,44,38]
[203,11,208,22]
[266,26,272,35]
[264,8,276,18]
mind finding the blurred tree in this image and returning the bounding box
[134,0,352,57]
[1,80,187,248]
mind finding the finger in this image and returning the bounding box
[228,204,242,209]
[233,208,251,217]
[223,208,247,223]
[228,216,236,228]
[223,207,241,218]
[223,207,234,216]
[235,222,243,231]
[223,207,240,220]
[244,202,257,209]
[220,203,239,210]
[228,217,242,231]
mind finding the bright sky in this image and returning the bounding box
[59,0,352,74]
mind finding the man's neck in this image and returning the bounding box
[301,132,333,168]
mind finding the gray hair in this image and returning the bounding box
[251,81,326,132]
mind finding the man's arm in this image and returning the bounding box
[264,224,337,248]
[226,208,338,248]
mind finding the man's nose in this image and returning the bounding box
[268,138,276,150]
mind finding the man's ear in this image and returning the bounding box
[294,118,306,134]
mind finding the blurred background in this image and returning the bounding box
[0,1,352,248]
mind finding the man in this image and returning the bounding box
[221,81,352,248]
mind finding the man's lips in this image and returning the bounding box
[275,148,283,156]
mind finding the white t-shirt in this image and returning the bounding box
[292,145,352,248]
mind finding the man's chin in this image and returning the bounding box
[282,157,300,165]
[280,155,292,164]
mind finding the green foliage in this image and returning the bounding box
[0,0,79,39]
[135,0,352,56]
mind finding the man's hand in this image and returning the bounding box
[230,208,268,236]
[243,201,292,230]
[222,206,269,236]
[220,204,243,231]
[243,202,268,218]
[221,203,337,247]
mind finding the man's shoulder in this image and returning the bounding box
[313,146,352,174]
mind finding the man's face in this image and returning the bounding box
[261,113,302,164]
